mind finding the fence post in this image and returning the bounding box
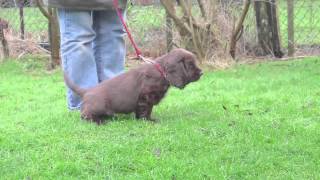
[287,0,294,56]
[19,0,25,40]
[0,19,9,59]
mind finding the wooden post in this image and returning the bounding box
[19,1,25,40]
[287,0,294,56]
[0,19,9,59]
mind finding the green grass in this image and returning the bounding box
[0,57,320,179]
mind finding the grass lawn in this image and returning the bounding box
[0,57,319,179]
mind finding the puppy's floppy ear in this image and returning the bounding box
[164,54,190,89]
[178,57,190,82]
[163,48,202,88]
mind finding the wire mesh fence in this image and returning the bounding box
[278,0,320,56]
[230,0,320,57]
[0,0,320,60]
[0,0,48,42]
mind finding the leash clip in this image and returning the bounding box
[138,55,166,78]
[138,54,155,64]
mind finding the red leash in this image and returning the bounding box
[113,0,166,78]
[113,0,141,58]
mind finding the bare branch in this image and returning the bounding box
[160,0,192,36]
[161,0,227,62]
[197,0,207,19]
[229,0,251,59]
[35,0,52,21]
[189,16,205,62]
[179,0,198,25]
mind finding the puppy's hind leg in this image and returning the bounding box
[81,101,114,125]
[81,113,105,125]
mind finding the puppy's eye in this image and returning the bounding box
[189,63,195,68]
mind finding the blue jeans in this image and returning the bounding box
[58,9,126,110]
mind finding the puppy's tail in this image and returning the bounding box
[63,72,87,98]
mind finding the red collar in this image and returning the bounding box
[154,63,166,78]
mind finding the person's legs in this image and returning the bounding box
[92,9,126,82]
[58,9,98,110]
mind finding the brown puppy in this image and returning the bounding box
[64,48,202,124]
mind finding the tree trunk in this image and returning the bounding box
[165,10,173,52]
[254,0,283,58]
[36,0,60,69]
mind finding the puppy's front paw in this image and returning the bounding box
[92,118,106,125]
[148,117,159,123]
[139,116,158,123]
